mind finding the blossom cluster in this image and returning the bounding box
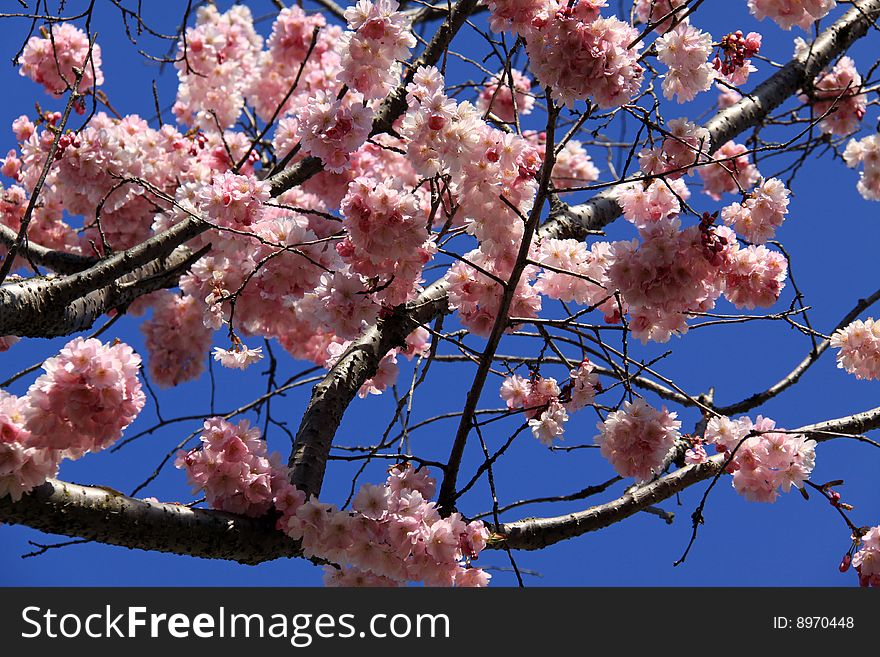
[0,338,145,501]
[140,292,216,387]
[533,237,621,321]
[525,5,644,108]
[499,361,599,444]
[20,23,103,98]
[339,0,416,99]
[830,318,880,380]
[713,30,761,86]
[24,338,145,458]
[476,69,534,123]
[287,464,491,587]
[595,398,681,481]
[607,218,731,343]
[703,414,816,503]
[805,55,866,136]
[747,0,836,31]
[720,177,791,244]
[173,5,263,130]
[853,526,880,587]
[296,91,374,174]
[0,392,62,502]
[655,23,715,103]
[698,140,761,200]
[176,417,292,516]
[446,249,542,337]
[338,176,433,307]
[843,134,880,201]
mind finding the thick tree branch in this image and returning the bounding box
[0,244,206,338]
[492,403,880,550]
[0,224,98,274]
[0,479,300,565]
[4,403,879,562]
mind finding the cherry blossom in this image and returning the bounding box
[339,0,416,99]
[0,391,61,502]
[213,345,264,370]
[595,398,681,481]
[748,0,836,31]
[720,177,791,244]
[525,5,644,109]
[830,318,880,380]
[23,338,145,458]
[655,23,716,103]
[853,526,880,587]
[296,91,374,173]
[843,134,880,201]
[698,140,761,200]
[804,56,866,135]
[706,414,816,503]
[20,23,103,97]
[476,69,534,122]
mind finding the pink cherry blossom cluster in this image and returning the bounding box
[804,56,865,136]
[853,526,880,587]
[655,23,716,103]
[639,118,710,179]
[607,218,732,343]
[296,91,374,174]
[595,398,681,481]
[19,23,103,98]
[338,176,433,307]
[525,4,644,108]
[533,237,622,321]
[500,373,566,444]
[523,130,599,192]
[173,4,263,129]
[485,0,556,33]
[713,31,761,86]
[476,69,534,123]
[446,248,542,338]
[283,464,491,586]
[843,134,880,201]
[747,0,836,31]
[245,6,342,122]
[200,171,271,228]
[176,417,292,517]
[21,112,193,251]
[633,0,687,33]
[23,338,145,459]
[720,177,790,244]
[830,318,880,380]
[615,177,690,228]
[140,291,215,388]
[698,140,761,200]
[500,361,599,444]
[339,0,416,100]
[704,414,816,503]
[721,242,788,309]
[0,391,62,502]
[0,182,78,266]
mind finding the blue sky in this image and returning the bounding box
[1,0,878,587]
